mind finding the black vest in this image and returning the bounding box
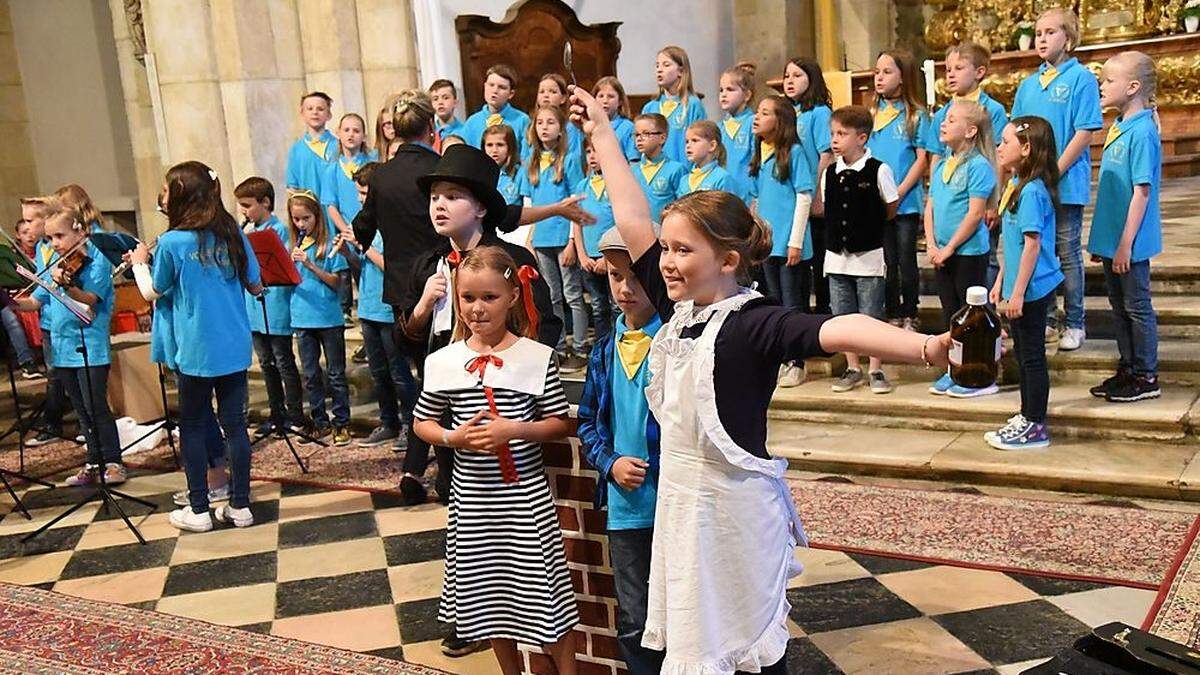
[823,157,888,254]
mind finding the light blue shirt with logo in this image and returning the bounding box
[1087,109,1162,262]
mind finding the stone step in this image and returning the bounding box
[915,262,1200,297]
[769,420,1200,501]
[913,293,1200,339]
[767,379,1200,443]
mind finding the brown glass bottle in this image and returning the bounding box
[949,286,1002,389]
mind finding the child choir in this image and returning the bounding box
[10,10,1166,672]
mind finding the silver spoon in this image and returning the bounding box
[563,42,576,88]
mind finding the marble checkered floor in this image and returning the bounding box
[0,467,1159,675]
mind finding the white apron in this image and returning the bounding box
[641,290,807,675]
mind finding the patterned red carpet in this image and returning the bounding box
[793,479,1197,588]
[0,582,448,674]
[1146,519,1200,646]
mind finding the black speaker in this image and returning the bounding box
[1023,622,1200,674]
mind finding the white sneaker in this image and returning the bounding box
[213,504,254,528]
[1044,326,1059,344]
[777,363,805,388]
[1058,327,1085,351]
[168,507,213,532]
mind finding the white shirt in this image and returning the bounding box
[820,149,899,277]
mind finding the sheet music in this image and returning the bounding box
[432,257,453,335]
[15,264,95,324]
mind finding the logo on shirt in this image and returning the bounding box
[948,171,967,190]
[1107,139,1128,163]
[1049,84,1070,104]
[890,123,908,141]
[652,177,672,192]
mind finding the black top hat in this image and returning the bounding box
[417,145,507,227]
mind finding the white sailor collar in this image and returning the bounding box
[422,337,552,397]
[674,287,761,330]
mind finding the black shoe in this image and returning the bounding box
[440,635,485,657]
[1090,367,1133,398]
[398,474,427,506]
[352,345,368,364]
[26,429,61,447]
[1106,374,1161,403]
[558,352,588,373]
[254,421,276,438]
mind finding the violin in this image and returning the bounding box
[55,246,91,288]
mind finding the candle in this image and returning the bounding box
[922,59,936,109]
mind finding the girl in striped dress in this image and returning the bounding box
[412,245,578,675]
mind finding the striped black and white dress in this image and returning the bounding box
[414,337,579,644]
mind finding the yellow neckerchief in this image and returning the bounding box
[39,243,52,266]
[688,162,715,192]
[1038,63,1060,90]
[304,132,329,160]
[873,101,901,132]
[998,180,1018,213]
[486,106,504,129]
[953,87,982,103]
[300,234,316,250]
[1104,122,1123,149]
[539,150,555,173]
[722,116,743,139]
[659,95,680,120]
[339,156,360,180]
[639,155,665,183]
[759,141,776,164]
[616,328,653,379]
[588,173,606,199]
[940,151,966,183]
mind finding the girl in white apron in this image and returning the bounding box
[570,86,952,674]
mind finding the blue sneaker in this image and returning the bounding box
[946,382,1000,399]
[929,372,954,395]
[984,414,1050,451]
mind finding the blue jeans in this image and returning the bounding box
[59,365,122,465]
[173,372,227,469]
[177,371,251,512]
[828,273,885,319]
[39,331,67,431]
[1102,258,1158,376]
[884,214,921,319]
[1049,205,1085,330]
[252,332,305,427]
[535,247,587,351]
[361,319,417,430]
[581,269,618,343]
[296,327,350,427]
[609,528,665,675]
[1,306,33,366]
[762,256,808,310]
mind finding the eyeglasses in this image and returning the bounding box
[634,131,665,138]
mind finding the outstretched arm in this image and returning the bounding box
[569,86,657,260]
[819,314,951,367]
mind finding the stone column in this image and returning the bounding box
[108,0,163,234]
[296,0,366,118]
[356,0,419,118]
[209,0,306,197]
[143,0,235,229]
[837,0,895,71]
[0,0,38,225]
[732,0,812,90]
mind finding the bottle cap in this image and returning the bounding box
[966,285,988,306]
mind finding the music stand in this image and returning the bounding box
[247,229,323,473]
[0,289,55,519]
[15,265,156,544]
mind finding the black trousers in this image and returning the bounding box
[1010,292,1054,423]
[808,216,830,313]
[884,214,921,319]
[934,252,989,327]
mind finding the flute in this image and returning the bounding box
[112,238,158,279]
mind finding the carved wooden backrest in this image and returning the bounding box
[456,0,621,116]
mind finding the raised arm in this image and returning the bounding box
[569,86,656,260]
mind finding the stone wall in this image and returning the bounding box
[0,1,37,226]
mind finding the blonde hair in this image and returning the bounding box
[592,76,631,119]
[657,46,698,113]
[285,191,329,259]
[391,89,435,141]
[721,62,756,114]
[42,197,83,232]
[946,41,991,70]
[687,121,727,168]
[20,196,53,219]
[374,104,395,158]
[1038,8,1081,52]
[948,100,998,174]
[451,246,533,342]
[1111,50,1157,107]
[54,184,103,229]
[525,105,568,187]
[872,48,927,140]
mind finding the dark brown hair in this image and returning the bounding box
[165,161,251,287]
[428,79,457,97]
[750,95,798,182]
[785,56,832,111]
[234,176,275,211]
[300,91,332,107]
[831,105,872,137]
[483,124,520,177]
[661,191,772,278]
[634,113,669,134]
[353,162,380,187]
[452,245,534,341]
[1006,116,1061,213]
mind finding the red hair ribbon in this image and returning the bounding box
[465,354,519,484]
[516,265,540,338]
[446,250,462,268]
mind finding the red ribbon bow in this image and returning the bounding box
[446,250,462,268]
[516,265,540,338]
[465,354,519,483]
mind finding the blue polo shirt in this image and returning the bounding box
[634,153,687,222]
[436,116,464,141]
[927,92,1008,157]
[612,116,639,161]
[528,152,585,248]
[721,108,755,198]
[1011,58,1103,206]
[462,103,531,157]
[1087,109,1162,262]
[641,93,707,164]
[867,100,933,215]
[497,170,526,205]
[357,232,392,323]
[149,292,176,370]
[574,174,615,259]
[289,238,348,329]
[33,239,114,368]
[796,103,833,183]
[676,161,744,202]
[929,151,996,256]
[607,314,662,530]
[750,144,814,260]
[320,151,376,227]
[243,216,294,336]
[1001,178,1063,302]
[286,129,339,196]
[151,230,260,377]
